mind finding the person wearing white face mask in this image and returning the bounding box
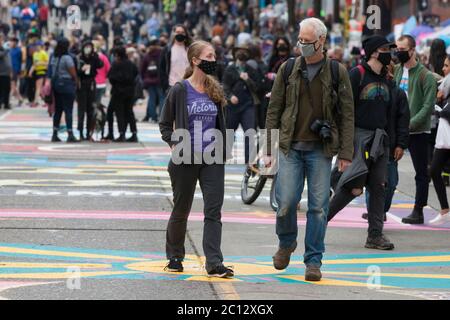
[76,41,104,141]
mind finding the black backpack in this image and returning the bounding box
[282,57,341,116]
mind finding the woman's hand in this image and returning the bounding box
[230,95,239,105]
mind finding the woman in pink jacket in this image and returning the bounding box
[93,40,110,105]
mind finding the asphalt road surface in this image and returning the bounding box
[0,101,449,301]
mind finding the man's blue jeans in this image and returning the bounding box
[365,160,399,213]
[146,85,165,121]
[275,147,332,267]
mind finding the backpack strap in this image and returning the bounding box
[330,59,341,115]
[330,59,340,95]
[282,57,296,87]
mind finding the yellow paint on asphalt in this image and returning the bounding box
[126,260,283,276]
[259,255,450,266]
[277,275,397,288]
[323,271,450,279]
[0,247,147,262]
[0,262,111,269]
[185,276,242,283]
[323,255,450,265]
[0,271,141,279]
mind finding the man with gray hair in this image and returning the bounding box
[265,17,354,281]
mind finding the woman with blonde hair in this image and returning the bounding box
[159,40,233,278]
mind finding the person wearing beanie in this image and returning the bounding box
[328,35,409,251]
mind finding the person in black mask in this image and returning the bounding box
[77,41,103,140]
[108,46,139,142]
[328,35,404,251]
[267,37,292,81]
[223,43,260,165]
[159,25,192,93]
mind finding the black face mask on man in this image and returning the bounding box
[395,50,411,64]
[236,51,249,61]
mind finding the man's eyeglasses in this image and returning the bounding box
[297,39,318,47]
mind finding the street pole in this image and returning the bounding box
[287,0,296,28]
[314,0,322,18]
[334,0,340,23]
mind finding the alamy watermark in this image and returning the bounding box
[366,5,381,30]
[66,266,81,290]
[169,122,279,175]
[66,5,81,30]
[366,265,382,290]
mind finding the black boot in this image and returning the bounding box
[402,206,424,224]
[104,132,114,141]
[126,133,138,143]
[79,131,86,141]
[362,212,387,222]
[51,131,61,142]
[67,132,80,143]
[365,234,395,250]
[114,134,126,142]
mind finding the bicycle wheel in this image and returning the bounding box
[270,174,278,212]
[241,165,267,205]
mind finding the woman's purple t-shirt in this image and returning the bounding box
[185,80,218,153]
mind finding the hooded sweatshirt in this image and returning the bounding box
[95,51,111,88]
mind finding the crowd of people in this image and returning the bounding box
[0,1,449,281]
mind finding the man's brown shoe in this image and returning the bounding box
[305,266,322,282]
[272,241,297,270]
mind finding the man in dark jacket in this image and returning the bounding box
[0,36,12,109]
[141,37,164,123]
[223,43,261,164]
[77,41,103,140]
[266,18,354,282]
[108,46,139,142]
[361,63,410,222]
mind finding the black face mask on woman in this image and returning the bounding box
[277,45,289,53]
[175,34,186,43]
[197,59,217,75]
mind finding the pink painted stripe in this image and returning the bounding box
[0,208,448,231]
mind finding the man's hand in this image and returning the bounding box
[240,72,249,81]
[230,95,239,105]
[338,159,351,172]
[266,72,276,81]
[394,147,404,161]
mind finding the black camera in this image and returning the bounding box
[310,119,332,143]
